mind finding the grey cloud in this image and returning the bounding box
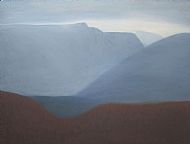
[0,0,190,26]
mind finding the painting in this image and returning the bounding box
[1,0,190,144]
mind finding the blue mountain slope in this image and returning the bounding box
[78,33,190,103]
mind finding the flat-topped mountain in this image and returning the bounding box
[0,24,143,96]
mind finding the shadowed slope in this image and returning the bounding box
[1,91,190,144]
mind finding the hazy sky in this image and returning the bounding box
[1,0,190,36]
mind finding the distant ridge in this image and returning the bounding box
[135,31,163,46]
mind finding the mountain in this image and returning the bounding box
[31,96,98,117]
[135,31,163,46]
[78,33,190,103]
[1,91,190,144]
[0,24,143,96]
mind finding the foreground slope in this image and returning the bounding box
[79,33,190,103]
[1,91,190,144]
[0,91,68,144]
[69,102,190,144]
[0,24,143,96]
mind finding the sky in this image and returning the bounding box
[0,0,190,36]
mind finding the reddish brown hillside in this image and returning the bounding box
[1,91,190,144]
[69,103,190,144]
[0,91,67,144]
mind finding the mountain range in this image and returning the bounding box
[30,32,190,117]
[0,23,143,96]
